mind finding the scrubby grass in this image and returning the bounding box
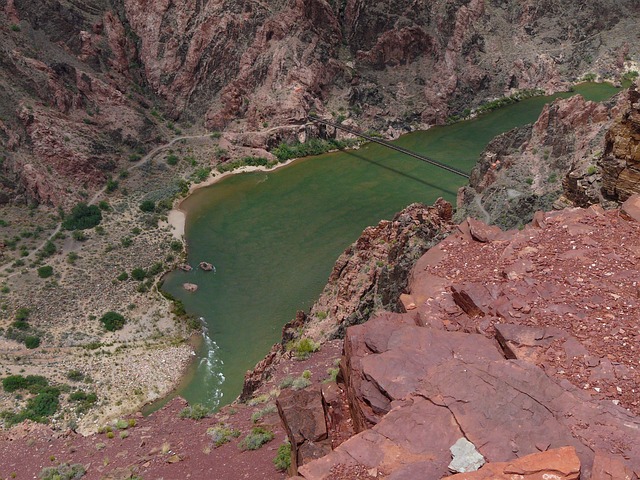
[38,463,86,480]
[251,404,277,423]
[207,424,241,447]
[179,403,211,420]
[273,442,291,472]
[286,337,320,360]
[238,427,274,450]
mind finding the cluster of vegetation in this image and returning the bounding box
[217,156,274,174]
[207,423,241,447]
[279,370,313,391]
[38,463,86,480]
[38,265,53,278]
[99,311,126,332]
[251,404,277,424]
[272,138,357,162]
[286,337,320,360]
[98,418,136,439]
[448,89,546,123]
[238,427,274,451]
[1,375,60,426]
[622,70,639,86]
[62,203,102,230]
[5,308,41,349]
[581,73,597,82]
[273,442,291,472]
[69,390,98,414]
[179,403,211,420]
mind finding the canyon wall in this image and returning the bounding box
[1,0,639,204]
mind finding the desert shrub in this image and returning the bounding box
[38,463,86,480]
[67,370,84,381]
[238,427,274,450]
[291,376,311,391]
[279,376,294,389]
[37,266,53,278]
[287,337,320,360]
[131,268,146,281]
[207,424,241,447]
[147,262,164,276]
[324,367,340,383]
[106,177,118,193]
[117,271,129,281]
[179,403,211,420]
[72,230,87,241]
[166,154,179,166]
[2,374,48,393]
[62,203,102,230]
[587,165,597,175]
[99,311,126,332]
[251,404,276,424]
[15,307,30,320]
[24,335,41,349]
[139,200,155,212]
[273,442,291,471]
[12,320,29,330]
[41,241,57,257]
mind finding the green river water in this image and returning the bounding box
[160,83,619,409]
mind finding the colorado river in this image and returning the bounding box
[161,82,619,409]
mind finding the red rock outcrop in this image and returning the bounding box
[297,196,640,479]
[443,447,581,480]
[601,84,640,202]
[303,200,453,340]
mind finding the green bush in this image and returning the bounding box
[25,335,41,349]
[15,307,30,321]
[131,268,146,281]
[2,374,48,393]
[106,178,118,193]
[179,403,211,420]
[37,266,53,278]
[273,442,291,472]
[72,230,87,241]
[291,376,311,391]
[587,165,597,175]
[238,427,274,451]
[287,337,320,359]
[12,320,29,330]
[62,203,102,230]
[139,200,155,212]
[117,272,129,281]
[99,311,126,332]
[271,138,357,162]
[38,463,86,480]
[41,240,57,257]
[166,154,179,166]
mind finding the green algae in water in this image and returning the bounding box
[160,82,619,409]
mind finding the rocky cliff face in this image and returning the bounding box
[289,196,640,479]
[1,0,639,204]
[601,85,640,202]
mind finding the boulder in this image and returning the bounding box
[277,387,331,470]
[442,446,580,480]
[182,283,198,292]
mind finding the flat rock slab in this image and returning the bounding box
[298,396,463,480]
[621,193,640,222]
[442,446,580,480]
[343,316,502,430]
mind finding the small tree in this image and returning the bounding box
[99,311,126,332]
[131,268,146,281]
[62,203,102,230]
